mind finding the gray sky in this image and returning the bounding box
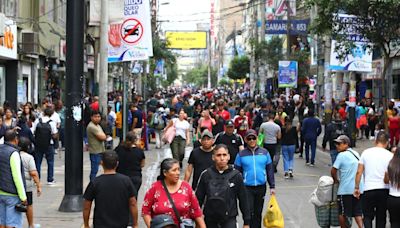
[157,0,211,31]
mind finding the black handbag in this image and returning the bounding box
[161,180,194,228]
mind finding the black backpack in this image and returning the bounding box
[203,168,239,221]
[35,119,52,150]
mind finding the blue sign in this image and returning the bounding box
[266,20,309,35]
[278,61,298,88]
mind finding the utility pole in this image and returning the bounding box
[59,0,84,212]
[122,62,128,141]
[207,30,211,89]
[99,0,109,114]
[253,1,259,95]
[259,0,266,97]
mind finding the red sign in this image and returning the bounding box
[120,18,144,44]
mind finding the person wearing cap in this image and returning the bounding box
[331,135,363,228]
[150,214,177,228]
[234,129,275,228]
[216,99,231,121]
[184,129,215,190]
[214,120,244,164]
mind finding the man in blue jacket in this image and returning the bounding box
[234,129,275,228]
[301,110,322,166]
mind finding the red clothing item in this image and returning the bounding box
[142,181,203,225]
[198,118,213,132]
[90,101,99,111]
[217,109,231,121]
[389,116,400,130]
[234,116,249,138]
[338,107,347,120]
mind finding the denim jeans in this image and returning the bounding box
[282,145,295,172]
[0,195,23,227]
[35,145,55,182]
[305,139,317,164]
[170,136,186,166]
[89,153,103,181]
[330,149,338,165]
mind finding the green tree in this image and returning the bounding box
[306,0,400,113]
[218,77,233,87]
[184,64,217,88]
[254,36,284,72]
[227,56,250,80]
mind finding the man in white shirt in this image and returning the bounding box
[259,112,281,172]
[354,131,393,228]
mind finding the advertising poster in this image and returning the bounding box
[278,61,298,88]
[107,0,153,62]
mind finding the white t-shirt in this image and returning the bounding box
[173,118,190,140]
[359,147,393,191]
[50,112,61,128]
[31,116,58,144]
[260,121,281,144]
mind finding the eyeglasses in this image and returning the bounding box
[247,137,257,141]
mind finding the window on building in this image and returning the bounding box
[0,0,17,18]
[58,0,66,27]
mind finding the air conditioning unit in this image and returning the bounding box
[21,32,39,54]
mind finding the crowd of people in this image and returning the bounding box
[0,86,399,228]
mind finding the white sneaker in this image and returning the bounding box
[47,181,56,185]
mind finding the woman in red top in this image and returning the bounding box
[197,109,215,133]
[388,108,400,147]
[142,158,206,228]
[234,108,249,138]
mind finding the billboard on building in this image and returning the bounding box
[0,23,17,60]
[278,61,298,88]
[165,31,207,50]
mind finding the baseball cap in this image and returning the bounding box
[201,129,213,139]
[245,129,257,138]
[334,135,350,145]
[150,215,177,228]
[225,120,234,126]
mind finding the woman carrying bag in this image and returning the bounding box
[163,109,190,167]
[142,158,206,228]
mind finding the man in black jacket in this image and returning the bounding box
[322,113,348,164]
[195,144,250,228]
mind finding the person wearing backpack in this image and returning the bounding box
[32,107,58,185]
[196,144,250,228]
[323,113,348,164]
[151,107,166,149]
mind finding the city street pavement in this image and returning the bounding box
[31,137,377,228]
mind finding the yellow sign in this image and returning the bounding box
[166,31,207,49]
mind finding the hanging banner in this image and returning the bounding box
[329,40,372,72]
[329,14,372,72]
[278,61,298,88]
[108,0,153,62]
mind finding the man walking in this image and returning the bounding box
[259,112,281,172]
[234,129,275,228]
[323,113,348,164]
[331,135,363,228]
[301,110,321,166]
[32,107,58,185]
[196,144,250,228]
[354,131,393,228]
[83,151,138,228]
[184,129,215,190]
[214,120,244,164]
[0,130,27,228]
[87,110,107,181]
[130,102,143,139]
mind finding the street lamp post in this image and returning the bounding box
[58,0,84,212]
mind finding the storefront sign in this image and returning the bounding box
[364,59,383,80]
[0,23,17,60]
[266,20,309,35]
[278,61,298,88]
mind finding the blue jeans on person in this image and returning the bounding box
[282,145,295,172]
[89,153,102,181]
[330,149,338,165]
[0,195,23,227]
[305,139,317,164]
[35,145,55,182]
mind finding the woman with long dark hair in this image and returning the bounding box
[142,158,206,228]
[384,147,400,228]
[281,117,298,178]
[22,104,36,128]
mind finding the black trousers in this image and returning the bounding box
[362,189,389,228]
[246,185,266,228]
[264,144,277,170]
[205,217,237,228]
[387,195,400,228]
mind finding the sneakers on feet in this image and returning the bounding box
[306,162,310,166]
[284,172,289,179]
[47,181,56,185]
[309,163,315,167]
[289,172,294,178]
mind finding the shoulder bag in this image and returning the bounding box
[161,180,194,228]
